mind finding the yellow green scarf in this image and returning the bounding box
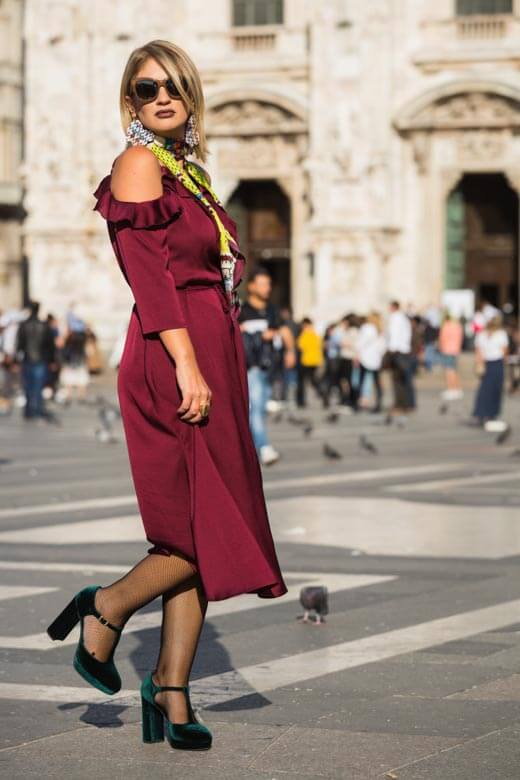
[148,142,239,301]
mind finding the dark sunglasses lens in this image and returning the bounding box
[134,80,157,101]
[166,79,187,99]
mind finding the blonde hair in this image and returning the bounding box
[119,39,209,164]
[486,314,503,332]
[367,311,383,332]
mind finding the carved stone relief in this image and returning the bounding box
[207,99,306,136]
[217,134,302,172]
[407,92,520,131]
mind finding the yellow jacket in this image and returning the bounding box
[297,329,323,367]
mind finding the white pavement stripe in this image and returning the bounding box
[0,585,59,601]
[0,463,467,521]
[0,561,130,573]
[262,463,466,492]
[0,572,395,650]
[386,470,520,494]
[0,495,137,519]
[2,597,520,708]
[0,515,144,544]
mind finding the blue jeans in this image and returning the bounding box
[22,360,48,417]
[247,366,272,451]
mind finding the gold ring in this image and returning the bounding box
[200,404,210,418]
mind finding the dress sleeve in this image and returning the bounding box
[93,175,187,336]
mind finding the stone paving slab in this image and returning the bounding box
[0,719,465,780]
[392,724,520,780]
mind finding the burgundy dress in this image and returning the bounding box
[93,164,287,601]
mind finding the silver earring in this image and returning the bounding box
[125,117,154,147]
[184,114,200,151]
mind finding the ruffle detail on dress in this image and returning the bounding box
[93,174,182,229]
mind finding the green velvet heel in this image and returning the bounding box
[46,584,123,695]
[140,672,212,750]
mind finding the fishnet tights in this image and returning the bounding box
[82,551,197,665]
[152,577,208,723]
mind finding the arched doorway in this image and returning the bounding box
[227,180,291,307]
[446,173,519,310]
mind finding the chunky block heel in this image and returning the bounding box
[46,585,124,695]
[46,597,79,640]
[140,672,212,750]
[142,696,165,742]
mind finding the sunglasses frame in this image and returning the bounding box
[131,77,189,104]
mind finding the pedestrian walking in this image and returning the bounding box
[238,267,287,464]
[321,322,343,408]
[279,306,299,409]
[15,300,57,421]
[47,40,287,753]
[386,300,415,414]
[59,328,90,403]
[471,315,508,425]
[338,314,360,408]
[357,312,386,413]
[438,312,464,401]
[296,317,324,407]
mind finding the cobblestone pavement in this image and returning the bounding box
[1,365,520,779]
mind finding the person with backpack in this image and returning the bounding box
[238,267,294,465]
[15,300,57,420]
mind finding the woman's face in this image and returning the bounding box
[126,57,190,138]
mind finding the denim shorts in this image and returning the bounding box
[440,353,457,369]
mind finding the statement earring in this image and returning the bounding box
[125,117,154,147]
[184,114,200,151]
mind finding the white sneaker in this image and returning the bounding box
[484,419,508,433]
[260,444,280,465]
[441,389,464,401]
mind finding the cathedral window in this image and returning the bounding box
[455,0,513,14]
[232,0,284,26]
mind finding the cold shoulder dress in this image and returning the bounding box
[93,164,287,601]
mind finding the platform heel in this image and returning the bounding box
[46,596,79,640]
[142,695,165,743]
[140,672,212,750]
[46,584,124,695]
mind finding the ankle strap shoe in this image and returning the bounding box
[140,672,212,750]
[46,584,123,695]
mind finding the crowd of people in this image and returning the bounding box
[0,300,103,421]
[238,267,519,465]
[1,276,517,453]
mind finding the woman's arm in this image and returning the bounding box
[111,147,211,424]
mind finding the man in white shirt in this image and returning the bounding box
[386,301,415,413]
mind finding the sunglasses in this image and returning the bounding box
[132,77,189,103]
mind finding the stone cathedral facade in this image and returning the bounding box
[8,0,520,348]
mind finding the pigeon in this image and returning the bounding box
[325,412,339,424]
[438,403,448,415]
[298,586,328,625]
[323,443,342,459]
[359,434,378,455]
[95,396,121,443]
[496,425,512,445]
[384,412,393,426]
[287,413,305,426]
[303,422,313,437]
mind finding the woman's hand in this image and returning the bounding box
[175,355,212,424]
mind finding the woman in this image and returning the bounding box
[356,312,386,413]
[472,315,508,425]
[46,40,287,752]
[438,312,464,401]
[296,317,324,407]
[59,328,90,403]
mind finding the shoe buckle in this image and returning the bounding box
[98,614,109,626]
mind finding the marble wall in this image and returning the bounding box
[17,0,520,347]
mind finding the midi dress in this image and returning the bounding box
[93,162,288,602]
